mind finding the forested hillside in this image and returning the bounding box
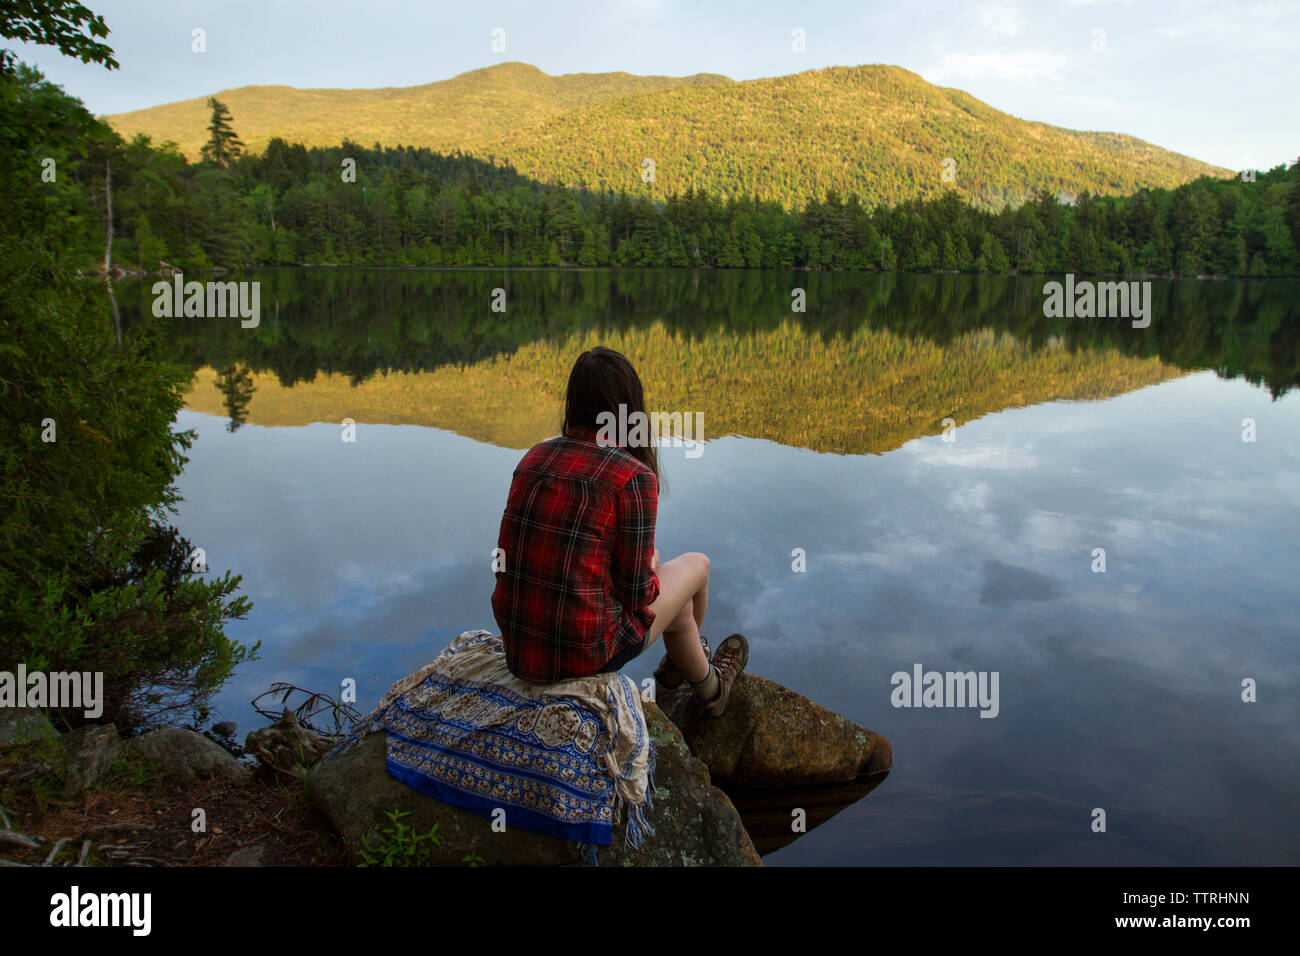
[105,61,732,161]
[472,64,1229,209]
[106,62,1228,211]
[16,64,1298,279]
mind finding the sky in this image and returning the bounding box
[10,0,1298,171]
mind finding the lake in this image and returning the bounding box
[119,267,1300,865]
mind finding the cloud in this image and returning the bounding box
[1146,0,1297,48]
[908,439,1041,470]
[924,50,1070,84]
[978,4,1026,39]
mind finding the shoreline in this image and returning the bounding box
[0,710,343,868]
[82,263,1298,282]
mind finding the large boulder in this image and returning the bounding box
[245,709,338,778]
[305,701,760,867]
[658,673,892,787]
[128,728,249,781]
[0,708,59,748]
[62,724,121,795]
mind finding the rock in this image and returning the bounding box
[305,701,760,867]
[659,673,892,787]
[128,727,249,781]
[62,724,120,795]
[245,709,337,778]
[0,708,59,748]
[223,845,266,867]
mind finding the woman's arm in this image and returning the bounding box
[612,470,660,613]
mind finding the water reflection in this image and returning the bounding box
[116,268,1298,407]
[152,270,1299,865]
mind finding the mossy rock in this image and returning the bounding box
[305,701,760,867]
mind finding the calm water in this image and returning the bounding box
[123,268,1300,866]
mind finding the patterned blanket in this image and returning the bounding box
[327,630,656,858]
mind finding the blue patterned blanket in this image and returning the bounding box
[328,630,656,857]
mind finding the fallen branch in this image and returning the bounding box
[250,682,360,735]
[0,830,43,850]
[44,837,69,866]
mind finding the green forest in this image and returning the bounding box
[15,63,1300,279]
[1,31,254,732]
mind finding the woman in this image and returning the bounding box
[491,346,748,716]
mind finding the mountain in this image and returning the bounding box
[472,65,1229,208]
[104,61,731,160]
[106,62,1229,210]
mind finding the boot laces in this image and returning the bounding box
[713,644,743,681]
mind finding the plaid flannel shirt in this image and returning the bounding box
[491,425,660,684]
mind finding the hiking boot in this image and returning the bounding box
[653,634,711,690]
[698,633,749,717]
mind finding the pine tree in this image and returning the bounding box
[577,227,597,266]
[981,232,1009,273]
[720,223,745,267]
[956,234,972,272]
[876,235,896,270]
[940,234,958,270]
[134,215,165,270]
[201,97,244,166]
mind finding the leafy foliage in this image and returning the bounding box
[358,809,442,867]
[0,52,254,732]
[0,0,118,72]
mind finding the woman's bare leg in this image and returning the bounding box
[691,563,709,631]
[643,552,711,683]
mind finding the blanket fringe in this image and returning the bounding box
[624,770,657,850]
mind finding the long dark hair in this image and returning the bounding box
[561,346,661,486]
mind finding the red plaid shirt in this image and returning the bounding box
[491,425,660,683]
